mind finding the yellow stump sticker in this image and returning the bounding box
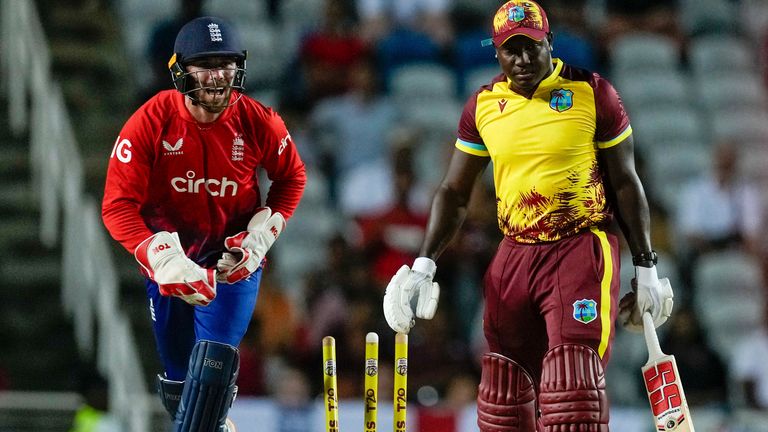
[393,333,408,432]
[364,332,379,432]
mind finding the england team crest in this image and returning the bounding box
[573,299,597,324]
[550,89,573,112]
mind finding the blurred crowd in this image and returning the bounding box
[120,0,768,427]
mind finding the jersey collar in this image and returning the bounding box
[538,58,564,88]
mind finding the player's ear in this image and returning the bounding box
[547,32,554,51]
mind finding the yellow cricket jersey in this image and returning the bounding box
[456,59,632,243]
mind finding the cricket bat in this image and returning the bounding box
[641,312,695,432]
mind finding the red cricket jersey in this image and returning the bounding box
[102,90,306,265]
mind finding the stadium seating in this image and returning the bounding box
[613,70,690,115]
[630,107,707,150]
[389,62,458,103]
[679,0,740,35]
[698,72,768,114]
[238,24,288,89]
[689,35,756,78]
[609,33,681,76]
[376,29,442,89]
[202,0,267,23]
[710,108,768,143]
[693,250,765,362]
[272,168,339,294]
[645,142,710,211]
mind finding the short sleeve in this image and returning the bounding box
[592,73,632,149]
[455,92,489,157]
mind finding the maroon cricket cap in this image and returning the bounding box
[482,0,550,47]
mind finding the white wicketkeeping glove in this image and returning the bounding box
[134,231,217,306]
[216,207,285,284]
[618,266,674,332]
[383,257,441,334]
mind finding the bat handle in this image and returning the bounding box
[642,312,665,360]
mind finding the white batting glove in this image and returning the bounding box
[383,257,440,334]
[134,231,217,306]
[618,266,674,331]
[216,207,285,284]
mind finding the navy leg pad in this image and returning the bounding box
[157,374,184,420]
[174,340,240,432]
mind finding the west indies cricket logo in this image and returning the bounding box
[493,1,546,34]
[550,88,573,112]
[573,299,597,324]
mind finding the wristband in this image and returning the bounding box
[632,250,658,267]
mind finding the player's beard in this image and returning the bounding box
[189,70,235,113]
[192,86,233,113]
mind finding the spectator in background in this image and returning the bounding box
[673,139,763,292]
[301,234,363,346]
[138,0,203,104]
[732,301,768,409]
[281,0,367,112]
[354,143,430,284]
[359,0,454,86]
[659,307,728,408]
[300,235,384,397]
[308,56,399,205]
[356,0,454,47]
[599,0,683,65]
[546,0,598,71]
[338,126,431,217]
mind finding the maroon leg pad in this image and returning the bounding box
[477,353,538,432]
[539,344,609,432]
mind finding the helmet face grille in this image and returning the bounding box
[170,64,247,110]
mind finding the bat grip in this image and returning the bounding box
[642,312,664,360]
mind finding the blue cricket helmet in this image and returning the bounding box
[173,16,246,63]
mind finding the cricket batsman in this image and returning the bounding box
[102,16,306,432]
[382,1,674,430]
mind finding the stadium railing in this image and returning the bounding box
[2,1,152,431]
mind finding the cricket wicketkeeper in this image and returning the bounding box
[102,16,306,432]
